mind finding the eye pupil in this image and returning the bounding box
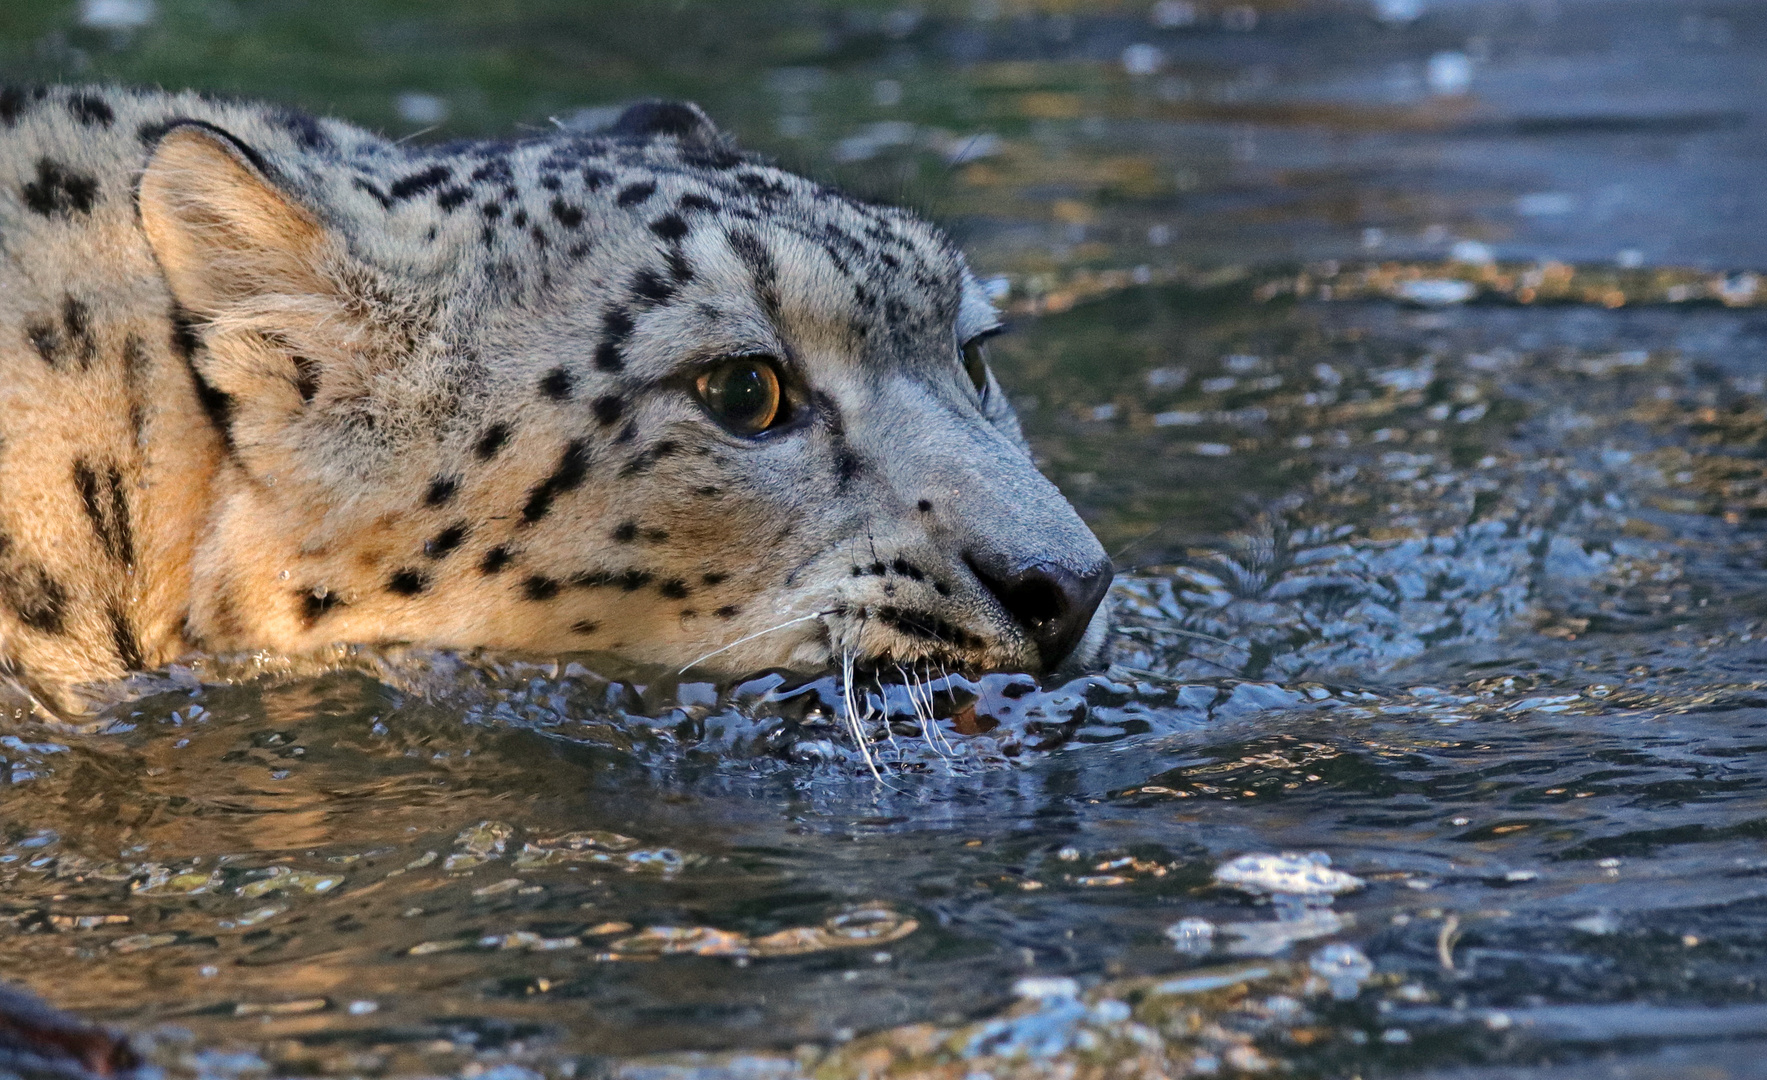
[699,357,783,434]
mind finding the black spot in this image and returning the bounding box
[480,225,497,248]
[835,450,862,489]
[0,534,69,636]
[0,85,47,126]
[612,520,638,543]
[300,588,344,627]
[480,545,513,574]
[437,186,472,211]
[425,475,459,506]
[917,499,933,512]
[702,572,727,585]
[592,394,624,425]
[388,569,430,596]
[617,570,652,591]
[596,308,633,372]
[658,578,690,599]
[892,558,924,581]
[726,229,778,308]
[475,422,511,461]
[66,94,113,127]
[530,225,547,248]
[388,164,452,201]
[471,159,513,184]
[510,208,529,228]
[424,522,469,558]
[22,157,98,217]
[616,181,657,208]
[649,214,689,242]
[169,305,201,360]
[551,199,583,228]
[539,173,562,191]
[570,620,598,635]
[73,460,133,566]
[714,605,741,619]
[696,486,720,497]
[618,438,680,479]
[520,439,590,524]
[679,193,718,212]
[57,295,95,370]
[25,319,59,367]
[277,109,331,150]
[481,201,504,220]
[522,575,560,601]
[539,367,573,400]
[292,354,320,402]
[353,178,393,209]
[632,269,675,305]
[108,605,144,670]
[665,249,696,283]
[582,167,611,191]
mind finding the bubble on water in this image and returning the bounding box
[1371,0,1423,22]
[1013,976,1080,1000]
[1214,852,1364,897]
[1165,917,1216,954]
[1309,942,1374,999]
[1396,279,1475,306]
[1451,239,1495,264]
[1122,44,1164,77]
[1151,1,1198,28]
[1516,192,1578,217]
[1427,51,1472,95]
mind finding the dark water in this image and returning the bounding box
[6,1,1767,1077]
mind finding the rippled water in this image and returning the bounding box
[6,1,1767,1077]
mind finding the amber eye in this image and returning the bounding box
[697,356,785,435]
[962,337,991,397]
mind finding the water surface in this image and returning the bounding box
[4,1,1767,1077]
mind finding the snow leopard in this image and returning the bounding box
[0,85,1112,714]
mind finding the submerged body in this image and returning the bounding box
[0,86,1110,713]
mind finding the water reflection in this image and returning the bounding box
[5,0,1767,1076]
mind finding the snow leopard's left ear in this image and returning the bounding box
[607,100,725,148]
[137,121,335,318]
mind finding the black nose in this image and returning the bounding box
[965,552,1113,671]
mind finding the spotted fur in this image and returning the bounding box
[0,85,1111,713]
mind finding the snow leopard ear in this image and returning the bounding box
[607,100,724,148]
[137,121,334,319]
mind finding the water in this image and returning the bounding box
[6,1,1767,1077]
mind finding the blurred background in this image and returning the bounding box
[4,0,1763,282]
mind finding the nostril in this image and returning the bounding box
[965,552,1113,671]
[996,576,1067,635]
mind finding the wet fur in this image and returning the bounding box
[0,86,1110,714]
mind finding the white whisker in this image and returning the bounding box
[677,611,829,674]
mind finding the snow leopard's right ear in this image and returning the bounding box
[607,100,725,148]
[136,121,332,318]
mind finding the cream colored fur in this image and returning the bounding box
[0,86,1111,715]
